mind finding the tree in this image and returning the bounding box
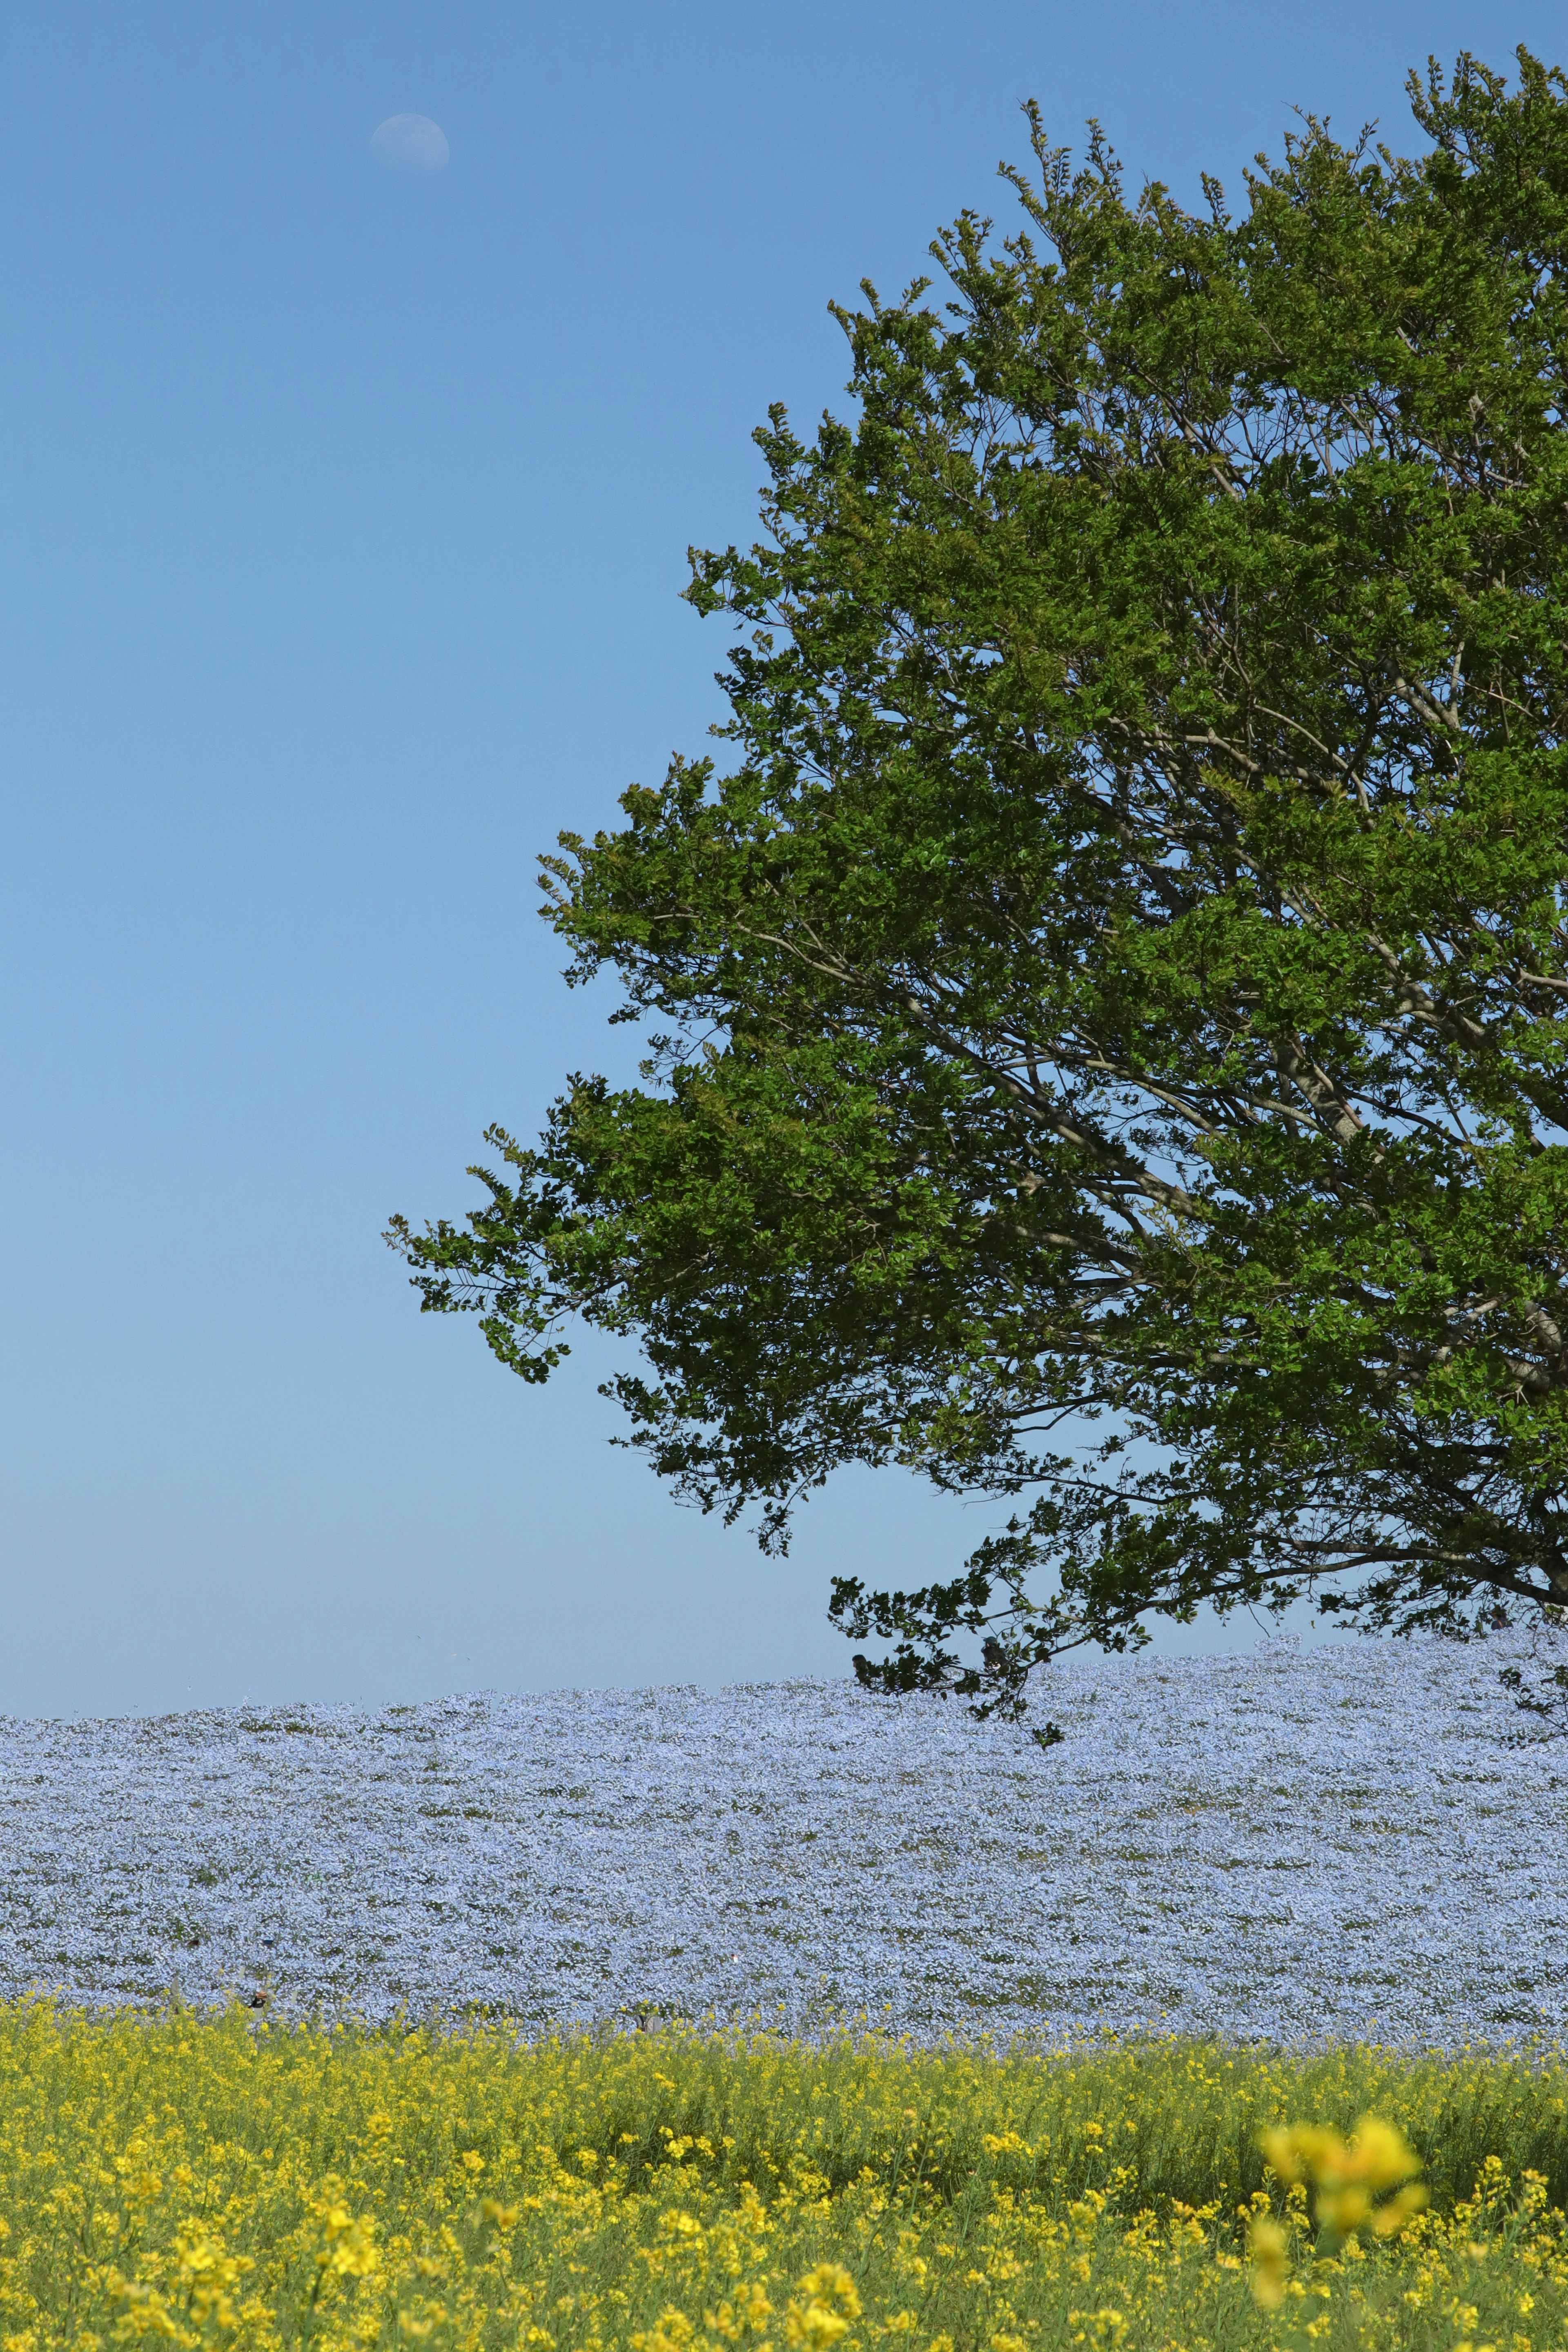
[390,51,1568,1727]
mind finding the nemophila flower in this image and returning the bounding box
[0,1631,1563,2045]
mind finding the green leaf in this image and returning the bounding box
[392,48,1568,1717]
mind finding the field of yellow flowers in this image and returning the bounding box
[4,2002,1568,2350]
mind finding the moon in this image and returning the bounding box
[370,114,450,174]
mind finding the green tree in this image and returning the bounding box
[391,51,1568,1724]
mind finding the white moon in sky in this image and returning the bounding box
[370,114,450,174]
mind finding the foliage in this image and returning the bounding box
[4,2003,1568,2348]
[391,48,1568,1717]
[1499,1626,1568,1734]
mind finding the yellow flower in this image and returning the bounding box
[1065,2311,1125,2348]
[1353,2115,1423,2193]
[1370,2183,1430,2238]
[318,2210,378,2279]
[783,2262,862,2350]
[1260,2115,1426,2243]
[1248,2215,1290,2309]
[705,2283,773,2341]
[632,2310,697,2352]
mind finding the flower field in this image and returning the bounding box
[1,2002,1567,2349]
[0,1635,1564,2044]
[5,1638,1568,2345]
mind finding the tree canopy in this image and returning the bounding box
[391,50,1568,1724]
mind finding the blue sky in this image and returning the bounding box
[3,0,1561,1717]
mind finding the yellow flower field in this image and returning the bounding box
[2,2000,1568,2350]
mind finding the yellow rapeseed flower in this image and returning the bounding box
[1247,2214,1290,2309]
[0,1998,1557,2350]
[1262,2114,1429,2244]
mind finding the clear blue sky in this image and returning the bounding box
[3,1,1560,1718]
